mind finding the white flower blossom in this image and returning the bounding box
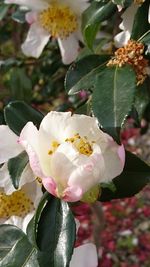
[5,0,89,64]
[0,125,42,232]
[18,111,125,202]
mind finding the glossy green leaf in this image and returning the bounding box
[4,101,44,136]
[0,225,39,267]
[131,0,149,40]
[0,4,9,20]
[65,55,110,95]
[82,1,117,49]
[33,193,76,267]
[92,65,136,143]
[8,68,32,102]
[134,80,150,120]
[8,151,29,189]
[99,151,150,201]
[11,9,26,23]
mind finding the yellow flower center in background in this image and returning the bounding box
[65,133,93,156]
[0,190,33,219]
[39,3,78,38]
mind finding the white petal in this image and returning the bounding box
[114,30,131,47]
[57,34,80,64]
[40,111,103,143]
[23,180,43,208]
[21,23,50,58]
[148,4,150,24]
[70,243,98,267]
[0,125,23,164]
[120,3,138,32]
[4,0,48,11]
[5,212,34,233]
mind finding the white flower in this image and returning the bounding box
[18,111,125,202]
[5,0,89,64]
[70,243,98,267]
[0,125,42,232]
[114,3,138,47]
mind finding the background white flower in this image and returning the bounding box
[5,0,89,64]
[19,111,125,202]
[0,125,43,232]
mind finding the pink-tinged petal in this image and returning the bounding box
[63,185,83,202]
[57,34,80,64]
[0,125,23,164]
[70,243,98,267]
[25,11,37,24]
[21,23,50,58]
[19,122,44,178]
[118,144,125,167]
[42,177,57,196]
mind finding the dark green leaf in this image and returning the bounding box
[8,151,29,189]
[65,54,110,95]
[99,151,150,201]
[0,4,9,20]
[8,68,32,102]
[134,80,150,120]
[131,0,150,40]
[82,1,117,49]
[92,65,136,142]
[0,225,39,267]
[33,193,76,267]
[4,101,44,136]
[11,9,26,23]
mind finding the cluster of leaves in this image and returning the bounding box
[0,0,150,266]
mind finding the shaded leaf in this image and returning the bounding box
[82,1,116,49]
[4,101,43,136]
[99,151,150,201]
[65,55,110,95]
[8,151,29,189]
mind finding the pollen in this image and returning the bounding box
[107,40,148,85]
[48,140,60,155]
[65,133,93,156]
[0,190,33,219]
[39,3,78,38]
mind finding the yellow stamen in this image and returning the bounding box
[39,3,78,38]
[48,140,60,155]
[66,133,93,156]
[0,190,33,219]
[107,40,148,85]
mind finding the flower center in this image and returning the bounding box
[0,190,33,219]
[65,133,93,156]
[39,2,78,38]
[107,40,148,85]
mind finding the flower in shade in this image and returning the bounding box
[114,2,150,48]
[4,0,89,64]
[19,111,125,202]
[0,125,42,232]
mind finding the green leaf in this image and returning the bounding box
[82,1,117,49]
[92,65,136,143]
[0,225,39,267]
[112,0,125,5]
[134,80,150,120]
[32,193,76,267]
[8,68,32,102]
[8,151,29,189]
[131,0,150,40]
[4,101,44,136]
[65,54,110,95]
[0,4,9,20]
[99,151,150,201]
[11,9,26,23]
